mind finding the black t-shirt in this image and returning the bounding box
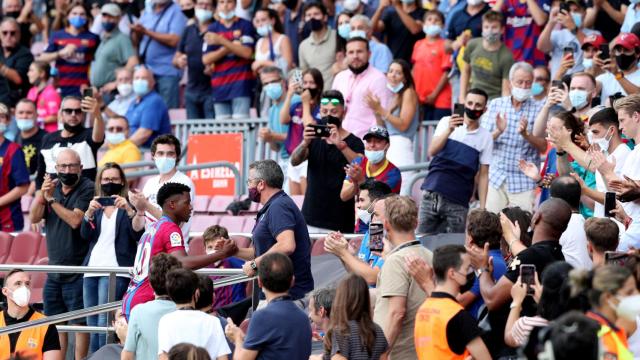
[178,23,211,94]
[428,292,482,354]
[3,307,60,353]
[382,6,425,63]
[303,134,364,232]
[35,127,104,189]
[16,128,46,175]
[0,46,33,107]
[587,0,630,41]
[45,177,94,282]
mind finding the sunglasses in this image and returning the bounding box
[62,108,82,115]
[320,98,341,105]
[107,126,125,132]
[1,31,15,36]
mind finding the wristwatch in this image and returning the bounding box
[475,268,489,277]
[47,198,57,206]
[250,260,257,271]
[615,71,625,80]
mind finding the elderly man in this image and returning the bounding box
[30,148,95,360]
[480,62,546,212]
[125,66,171,147]
[0,18,33,107]
[35,95,105,189]
[332,37,391,139]
[2,0,44,47]
[90,3,137,99]
[98,116,142,167]
[348,15,393,73]
[105,67,136,117]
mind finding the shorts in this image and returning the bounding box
[288,159,308,183]
[43,275,86,324]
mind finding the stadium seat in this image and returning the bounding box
[193,195,211,214]
[21,196,32,214]
[169,108,187,122]
[35,236,48,263]
[0,232,13,263]
[241,217,256,232]
[231,235,251,249]
[208,195,235,214]
[239,202,262,215]
[291,195,304,210]
[191,215,220,233]
[30,258,48,304]
[188,236,206,256]
[311,237,327,256]
[218,216,245,233]
[6,231,42,264]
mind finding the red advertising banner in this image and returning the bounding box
[186,133,243,196]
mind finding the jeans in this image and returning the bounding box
[418,191,468,235]
[43,275,85,323]
[155,75,180,109]
[185,89,215,120]
[83,276,130,353]
[422,105,451,121]
[213,96,251,120]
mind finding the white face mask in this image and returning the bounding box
[511,86,532,102]
[11,286,30,307]
[356,208,371,224]
[589,127,614,153]
[117,83,133,97]
[616,294,640,321]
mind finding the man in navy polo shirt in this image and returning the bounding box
[231,159,314,303]
[125,66,171,148]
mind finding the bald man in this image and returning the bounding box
[465,198,569,357]
[125,65,171,147]
[29,147,94,359]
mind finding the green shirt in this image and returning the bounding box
[90,29,135,88]
[463,38,514,100]
[571,160,595,218]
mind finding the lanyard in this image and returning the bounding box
[390,240,422,255]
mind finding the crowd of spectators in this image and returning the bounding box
[3,0,640,358]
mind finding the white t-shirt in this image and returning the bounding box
[86,209,125,277]
[434,117,493,165]
[597,69,640,101]
[619,146,640,251]
[549,28,600,78]
[143,170,196,239]
[559,213,592,269]
[157,310,231,358]
[594,144,632,217]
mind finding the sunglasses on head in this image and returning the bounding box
[320,98,341,105]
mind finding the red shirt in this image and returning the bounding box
[412,37,452,109]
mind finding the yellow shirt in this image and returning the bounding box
[98,140,142,167]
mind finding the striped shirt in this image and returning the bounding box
[45,30,99,97]
[511,316,549,346]
[481,96,543,193]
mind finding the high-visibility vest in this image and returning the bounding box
[597,325,634,360]
[414,296,471,360]
[0,310,48,360]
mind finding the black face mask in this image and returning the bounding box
[182,8,195,18]
[3,11,19,18]
[309,18,323,32]
[321,115,341,127]
[63,122,84,134]
[616,53,638,71]
[464,107,483,120]
[102,182,124,196]
[305,87,319,99]
[459,272,475,294]
[58,172,79,187]
[349,62,369,75]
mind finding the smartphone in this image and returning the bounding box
[83,88,93,98]
[604,191,616,217]
[368,222,384,252]
[453,103,465,118]
[292,69,303,93]
[563,46,574,59]
[559,2,570,13]
[552,80,564,89]
[609,92,624,107]
[309,124,331,138]
[599,44,610,61]
[96,197,115,206]
[520,264,536,295]
[605,251,631,266]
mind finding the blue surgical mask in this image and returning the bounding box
[218,10,235,20]
[264,83,283,100]
[571,12,582,28]
[583,58,593,69]
[133,79,150,96]
[155,156,176,174]
[257,24,272,37]
[531,82,544,96]
[106,131,126,145]
[364,149,385,164]
[349,30,367,39]
[423,24,442,37]
[16,118,34,131]
[102,21,116,32]
[386,82,404,93]
[569,89,589,109]
[69,16,87,29]
[0,123,8,133]
[195,8,213,23]
[400,0,414,3]
[338,23,351,39]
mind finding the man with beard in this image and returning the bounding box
[595,33,640,100]
[332,36,391,139]
[298,2,337,89]
[35,95,105,189]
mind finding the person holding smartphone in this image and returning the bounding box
[80,162,145,354]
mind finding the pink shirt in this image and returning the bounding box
[332,65,392,139]
[27,84,61,133]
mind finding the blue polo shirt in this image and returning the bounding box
[251,190,313,300]
[468,249,507,318]
[139,2,187,77]
[125,91,172,148]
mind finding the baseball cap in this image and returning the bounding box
[613,33,640,51]
[101,3,122,17]
[363,126,389,141]
[565,0,586,8]
[581,34,605,50]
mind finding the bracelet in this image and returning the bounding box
[556,150,567,156]
[510,302,522,309]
